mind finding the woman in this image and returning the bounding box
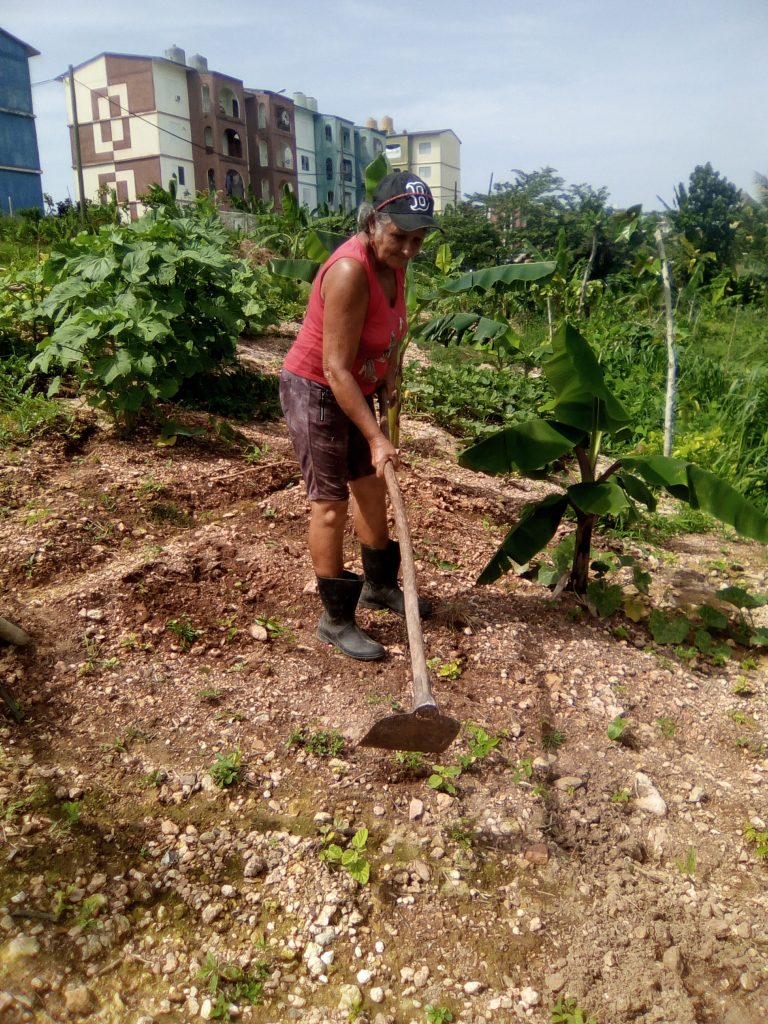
[279,171,436,661]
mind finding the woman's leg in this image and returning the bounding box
[349,473,389,549]
[309,498,348,578]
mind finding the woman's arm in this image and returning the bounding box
[322,258,399,475]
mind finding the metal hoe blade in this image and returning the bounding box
[357,460,460,754]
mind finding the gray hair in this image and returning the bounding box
[357,201,392,233]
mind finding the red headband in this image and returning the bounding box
[375,192,433,212]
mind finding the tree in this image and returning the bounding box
[433,203,502,270]
[672,163,742,279]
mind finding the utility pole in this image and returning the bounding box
[68,65,87,226]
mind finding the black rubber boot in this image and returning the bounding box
[316,572,386,661]
[359,541,432,619]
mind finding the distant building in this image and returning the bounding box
[381,119,461,212]
[244,89,298,206]
[63,49,199,219]
[0,28,44,215]
[293,94,386,212]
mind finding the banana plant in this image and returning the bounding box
[459,322,768,594]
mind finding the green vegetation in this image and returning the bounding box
[551,996,598,1024]
[318,822,371,884]
[209,748,242,788]
[197,951,270,1017]
[288,726,345,758]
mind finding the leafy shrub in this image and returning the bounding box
[31,205,278,428]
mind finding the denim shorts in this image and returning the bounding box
[279,369,375,501]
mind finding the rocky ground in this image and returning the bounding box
[0,336,767,1024]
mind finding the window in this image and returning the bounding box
[418,141,432,155]
[325,124,332,143]
[327,191,334,205]
[201,84,210,114]
[207,168,216,191]
[418,165,432,178]
[258,103,266,129]
[177,166,185,186]
[225,170,244,199]
[232,97,240,119]
[219,87,237,117]
[302,188,312,206]
[342,129,350,149]
[300,154,310,172]
[342,159,352,182]
[326,157,333,181]
[223,129,242,159]
[385,144,401,160]
[261,180,271,201]
[373,139,382,154]
[204,126,213,150]
[280,145,293,170]
[276,107,291,131]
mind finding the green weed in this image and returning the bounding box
[288,726,345,758]
[209,748,242,788]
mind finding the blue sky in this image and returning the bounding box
[6,0,767,211]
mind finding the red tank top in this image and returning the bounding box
[283,234,407,396]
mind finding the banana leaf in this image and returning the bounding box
[617,471,657,511]
[460,419,585,475]
[623,456,768,542]
[543,323,630,433]
[365,154,389,199]
[567,480,630,516]
[269,258,319,284]
[427,261,556,297]
[478,494,569,584]
[305,229,348,263]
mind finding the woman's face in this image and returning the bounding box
[369,219,428,269]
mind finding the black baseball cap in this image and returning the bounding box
[373,171,440,231]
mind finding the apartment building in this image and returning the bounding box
[244,90,298,205]
[381,119,461,212]
[0,28,44,214]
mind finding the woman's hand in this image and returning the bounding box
[369,432,400,476]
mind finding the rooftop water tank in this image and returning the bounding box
[189,53,208,72]
[293,91,307,107]
[380,114,394,133]
[306,96,318,112]
[365,117,377,129]
[164,46,187,65]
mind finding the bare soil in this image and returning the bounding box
[1,336,767,1024]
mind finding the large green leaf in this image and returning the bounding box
[622,458,768,540]
[478,494,569,584]
[686,465,768,542]
[567,480,630,516]
[620,455,690,501]
[364,154,389,199]
[432,261,556,296]
[617,472,657,511]
[304,229,348,263]
[269,258,319,284]
[542,323,630,432]
[460,420,585,475]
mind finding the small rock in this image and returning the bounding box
[5,935,40,960]
[369,987,385,1003]
[249,624,269,642]
[633,772,667,817]
[64,984,93,1014]
[413,965,430,988]
[373,805,386,816]
[161,819,180,836]
[200,997,213,1019]
[357,969,372,985]
[662,946,682,973]
[554,776,584,791]
[464,980,484,994]
[528,917,543,932]
[544,973,565,992]
[688,785,706,804]
[436,793,454,810]
[338,984,363,1011]
[520,986,540,1008]
[409,798,424,820]
[740,971,759,992]
[201,903,223,925]
[412,860,431,882]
